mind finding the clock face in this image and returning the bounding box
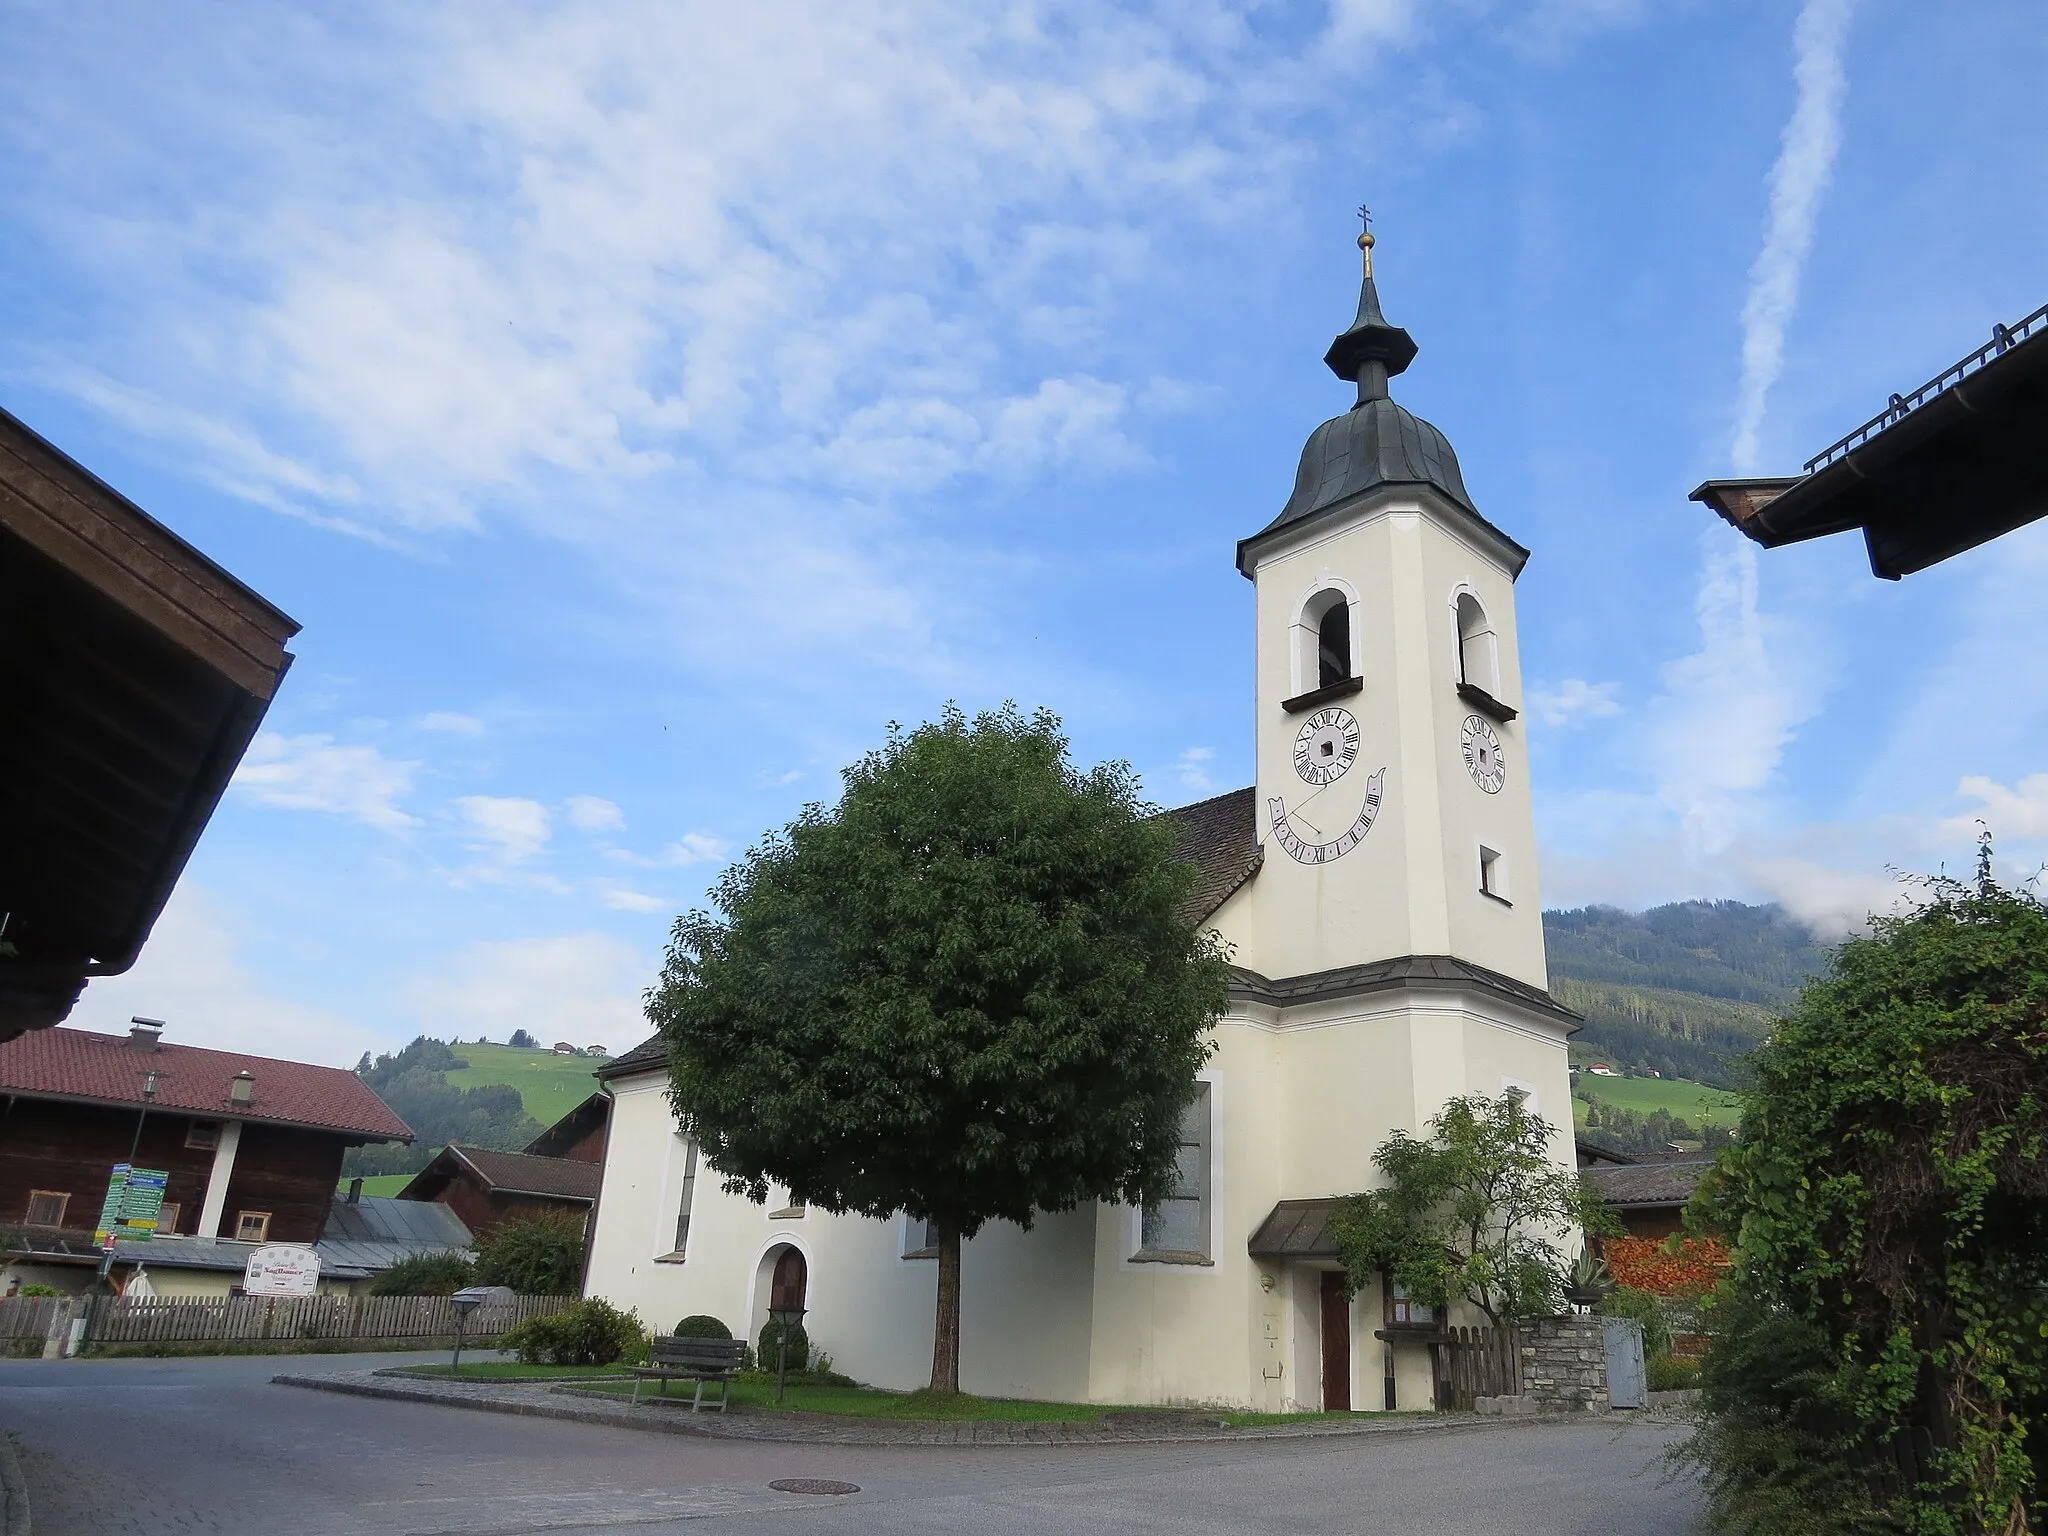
[1461,714,1506,794]
[1293,707,1361,786]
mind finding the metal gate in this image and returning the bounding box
[1602,1316,1647,1408]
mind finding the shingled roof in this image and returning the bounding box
[1581,1156,1712,1211]
[0,1025,411,1140]
[401,1144,603,1203]
[597,1034,666,1081]
[1156,786,1261,925]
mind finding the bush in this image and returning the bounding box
[671,1314,731,1339]
[1647,1353,1701,1392]
[368,1252,476,1297]
[757,1318,809,1371]
[473,1214,586,1295]
[501,1298,645,1366]
[15,1284,63,1298]
[1597,1284,1673,1360]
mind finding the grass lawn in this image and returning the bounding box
[339,1173,417,1197]
[392,1363,628,1381]
[1574,1075,1740,1124]
[445,1042,610,1127]
[574,1376,1372,1426]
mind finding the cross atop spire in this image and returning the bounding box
[1323,213,1417,402]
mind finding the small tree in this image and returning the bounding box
[651,705,1230,1392]
[368,1251,475,1296]
[1330,1092,1614,1326]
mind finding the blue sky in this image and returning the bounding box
[6,0,2045,1065]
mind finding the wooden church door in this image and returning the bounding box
[1320,1270,1350,1410]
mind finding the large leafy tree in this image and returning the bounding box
[1689,848,2048,1534]
[649,705,1230,1392]
[1330,1092,1612,1326]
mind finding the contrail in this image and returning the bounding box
[1730,0,1857,473]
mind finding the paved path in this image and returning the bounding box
[0,1352,1703,1535]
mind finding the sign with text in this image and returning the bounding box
[94,1164,168,1244]
[244,1245,321,1297]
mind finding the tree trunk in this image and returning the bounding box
[930,1222,961,1394]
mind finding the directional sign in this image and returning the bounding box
[95,1164,169,1244]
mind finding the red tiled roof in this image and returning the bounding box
[0,1027,412,1141]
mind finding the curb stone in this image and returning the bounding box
[0,1429,30,1536]
[273,1371,1626,1448]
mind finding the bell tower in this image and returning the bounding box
[1231,226,1548,990]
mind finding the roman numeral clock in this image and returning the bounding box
[1268,706,1386,865]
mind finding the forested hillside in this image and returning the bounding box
[342,1037,545,1177]
[1544,900,1831,1088]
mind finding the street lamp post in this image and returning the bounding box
[768,1302,807,1405]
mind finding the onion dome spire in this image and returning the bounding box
[1322,217,1418,403]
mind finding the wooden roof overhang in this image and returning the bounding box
[1692,304,2048,579]
[0,406,299,1041]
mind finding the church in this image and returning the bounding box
[581,230,1578,1413]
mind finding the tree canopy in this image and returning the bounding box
[1688,853,2048,1533]
[1330,1092,1611,1326]
[649,705,1231,1390]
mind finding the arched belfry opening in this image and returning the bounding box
[1317,600,1351,688]
[1455,592,1498,699]
[1294,588,1357,697]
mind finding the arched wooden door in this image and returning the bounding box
[770,1246,807,1313]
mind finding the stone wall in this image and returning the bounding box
[1517,1314,1608,1409]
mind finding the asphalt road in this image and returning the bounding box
[0,1351,1704,1535]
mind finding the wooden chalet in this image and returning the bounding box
[0,1021,412,1290]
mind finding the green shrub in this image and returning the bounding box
[15,1284,63,1298]
[757,1318,809,1371]
[1597,1284,1672,1360]
[368,1252,476,1296]
[472,1214,586,1295]
[501,1298,645,1366]
[671,1314,731,1339]
[1647,1353,1700,1392]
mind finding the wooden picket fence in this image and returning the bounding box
[69,1292,574,1345]
[1438,1325,1520,1411]
[0,1295,65,1343]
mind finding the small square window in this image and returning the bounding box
[156,1202,181,1236]
[25,1191,69,1227]
[234,1211,271,1243]
[904,1216,941,1259]
[1479,845,1511,904]
[1387,1281,1438,1329]
[185,1121,221,1151]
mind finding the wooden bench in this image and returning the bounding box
[625,1335,747,1410]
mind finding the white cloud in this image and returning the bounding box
[601,886,669,914]
[1730,0,1857,472]
[416,711,486,736]
[660,833,728,868]
[1176,746,1216,794]
[68,885,386,1066]
[1944,775,2048,842]
[1646,534,1821,856]
[405,933,652,1051]
[1732,854,1905,939]
[1528,679,1623,730]
[565,795,627,833]
[453,795,552,864]
[232,732,419,829]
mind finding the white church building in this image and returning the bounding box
[581,232,1579,1413]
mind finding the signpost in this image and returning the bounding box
[94,1164,168,1245]
[244,1245,321,1297]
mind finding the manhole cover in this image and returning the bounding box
[769,1478,861,1496]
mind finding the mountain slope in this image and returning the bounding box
[1544,900,1831,1088]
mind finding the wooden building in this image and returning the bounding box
[0,405,299,1043]
[398,1144,601,1239]
[520,1092,608,1164]
[0,1021,412,1270]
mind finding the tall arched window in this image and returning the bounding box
[1455,593,1499,699]
[1317,600,1351,689]
[1294,587,1357,698]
